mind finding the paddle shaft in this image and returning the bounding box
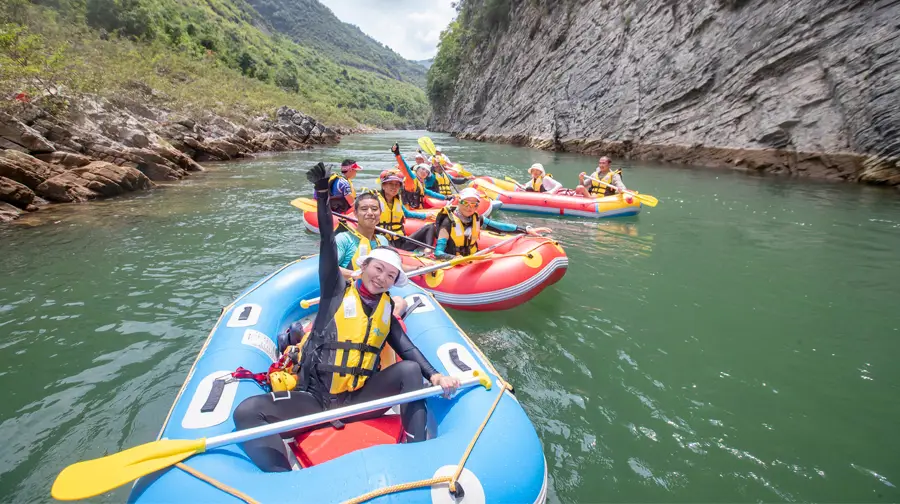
[333,211,434,251]
[585,174,634,198]
[207,373,487,449]
[406,234,523,277]
[298,243,509,309]
[505,176,527,191]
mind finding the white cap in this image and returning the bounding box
[356,248,408,287]
[415,152,426,160]
[458,187,481,202]
[435,146,443,152]
[529,163,545,175]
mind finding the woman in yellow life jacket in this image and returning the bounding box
[377,170,428,251]
[575,156,627,197]
[524,163,563,194]
[233,163,460,473]
[426,149,469,197]
[432,188,552,259]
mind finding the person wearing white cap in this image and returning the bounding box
[430,187,552,259]
[431,145,452,168]
[576,156,627,197]
[233,163,460,472]
[391,144,451,206]
[525,163,563,194]
[427,146,468,197]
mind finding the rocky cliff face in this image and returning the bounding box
[0,89,340,222]
[431,0,900,185]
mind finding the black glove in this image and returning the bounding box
[307,162,331,193]
[391,143,400,156]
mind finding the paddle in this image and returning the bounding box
[417,136,473,177]
[51,372,491,500]
[290,197,435,251]
[504,176,527,191]
[584,175,659,207]
[298,250,500,309]
[300,234,525,308]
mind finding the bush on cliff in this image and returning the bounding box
[426,0,511,111]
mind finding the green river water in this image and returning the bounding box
[1,131,899,503]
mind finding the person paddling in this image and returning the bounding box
[576,156,626,197]
[431,188,551,259]
[524,163,563,194]
[427,147,468,197]
[234,163,460,473]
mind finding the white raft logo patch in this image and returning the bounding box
[242,329,277,362]
[343,295,357,319]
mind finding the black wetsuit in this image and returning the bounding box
[233,185,438,472]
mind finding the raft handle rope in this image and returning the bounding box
[156,257,513,504]
[175,463,260,504]
[342,379,512,504]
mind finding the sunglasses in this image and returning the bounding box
[459,200,478,208]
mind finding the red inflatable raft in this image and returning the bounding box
[397,231,568,311]
[472,177,642,218]
[302,197,498,234]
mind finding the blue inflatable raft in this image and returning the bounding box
[129,256,548,503]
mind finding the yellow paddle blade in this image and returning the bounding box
[52,438,206,500]
[452,163,472,177]
[417,137,436,156]
[290,197,317,213]
[632,193,659,207]
[470,179,503,199]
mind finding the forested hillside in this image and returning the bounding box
[1,0,428,128]
[246,0,427,87]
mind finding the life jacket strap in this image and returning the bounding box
[317,364,376,378]
[323,341,382,354]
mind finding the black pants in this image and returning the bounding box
[233,360,428,472]
[390,225,434,252]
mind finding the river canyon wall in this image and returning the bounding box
[430,0,900,185]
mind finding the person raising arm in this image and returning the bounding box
[233,163,459,472]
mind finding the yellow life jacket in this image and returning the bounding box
[401,177,425,208]
[432,169,453,196]
[588,169,621,196]
[531,173,553,192]
[378,192,405,235]
[346,226,378,270]
[319,284,393,395]
[438,207,480,256]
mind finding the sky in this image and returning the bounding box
[318,0,457,61]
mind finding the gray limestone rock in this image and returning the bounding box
[431,0,900,184]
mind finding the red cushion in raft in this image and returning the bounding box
[289,415,404,468]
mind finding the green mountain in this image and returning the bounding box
[3,0,428,128]
[246,0,427,87]
[415,58,434,70]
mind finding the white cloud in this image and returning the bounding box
[318,0,457,60]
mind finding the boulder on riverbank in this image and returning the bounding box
[0,93,340,222]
